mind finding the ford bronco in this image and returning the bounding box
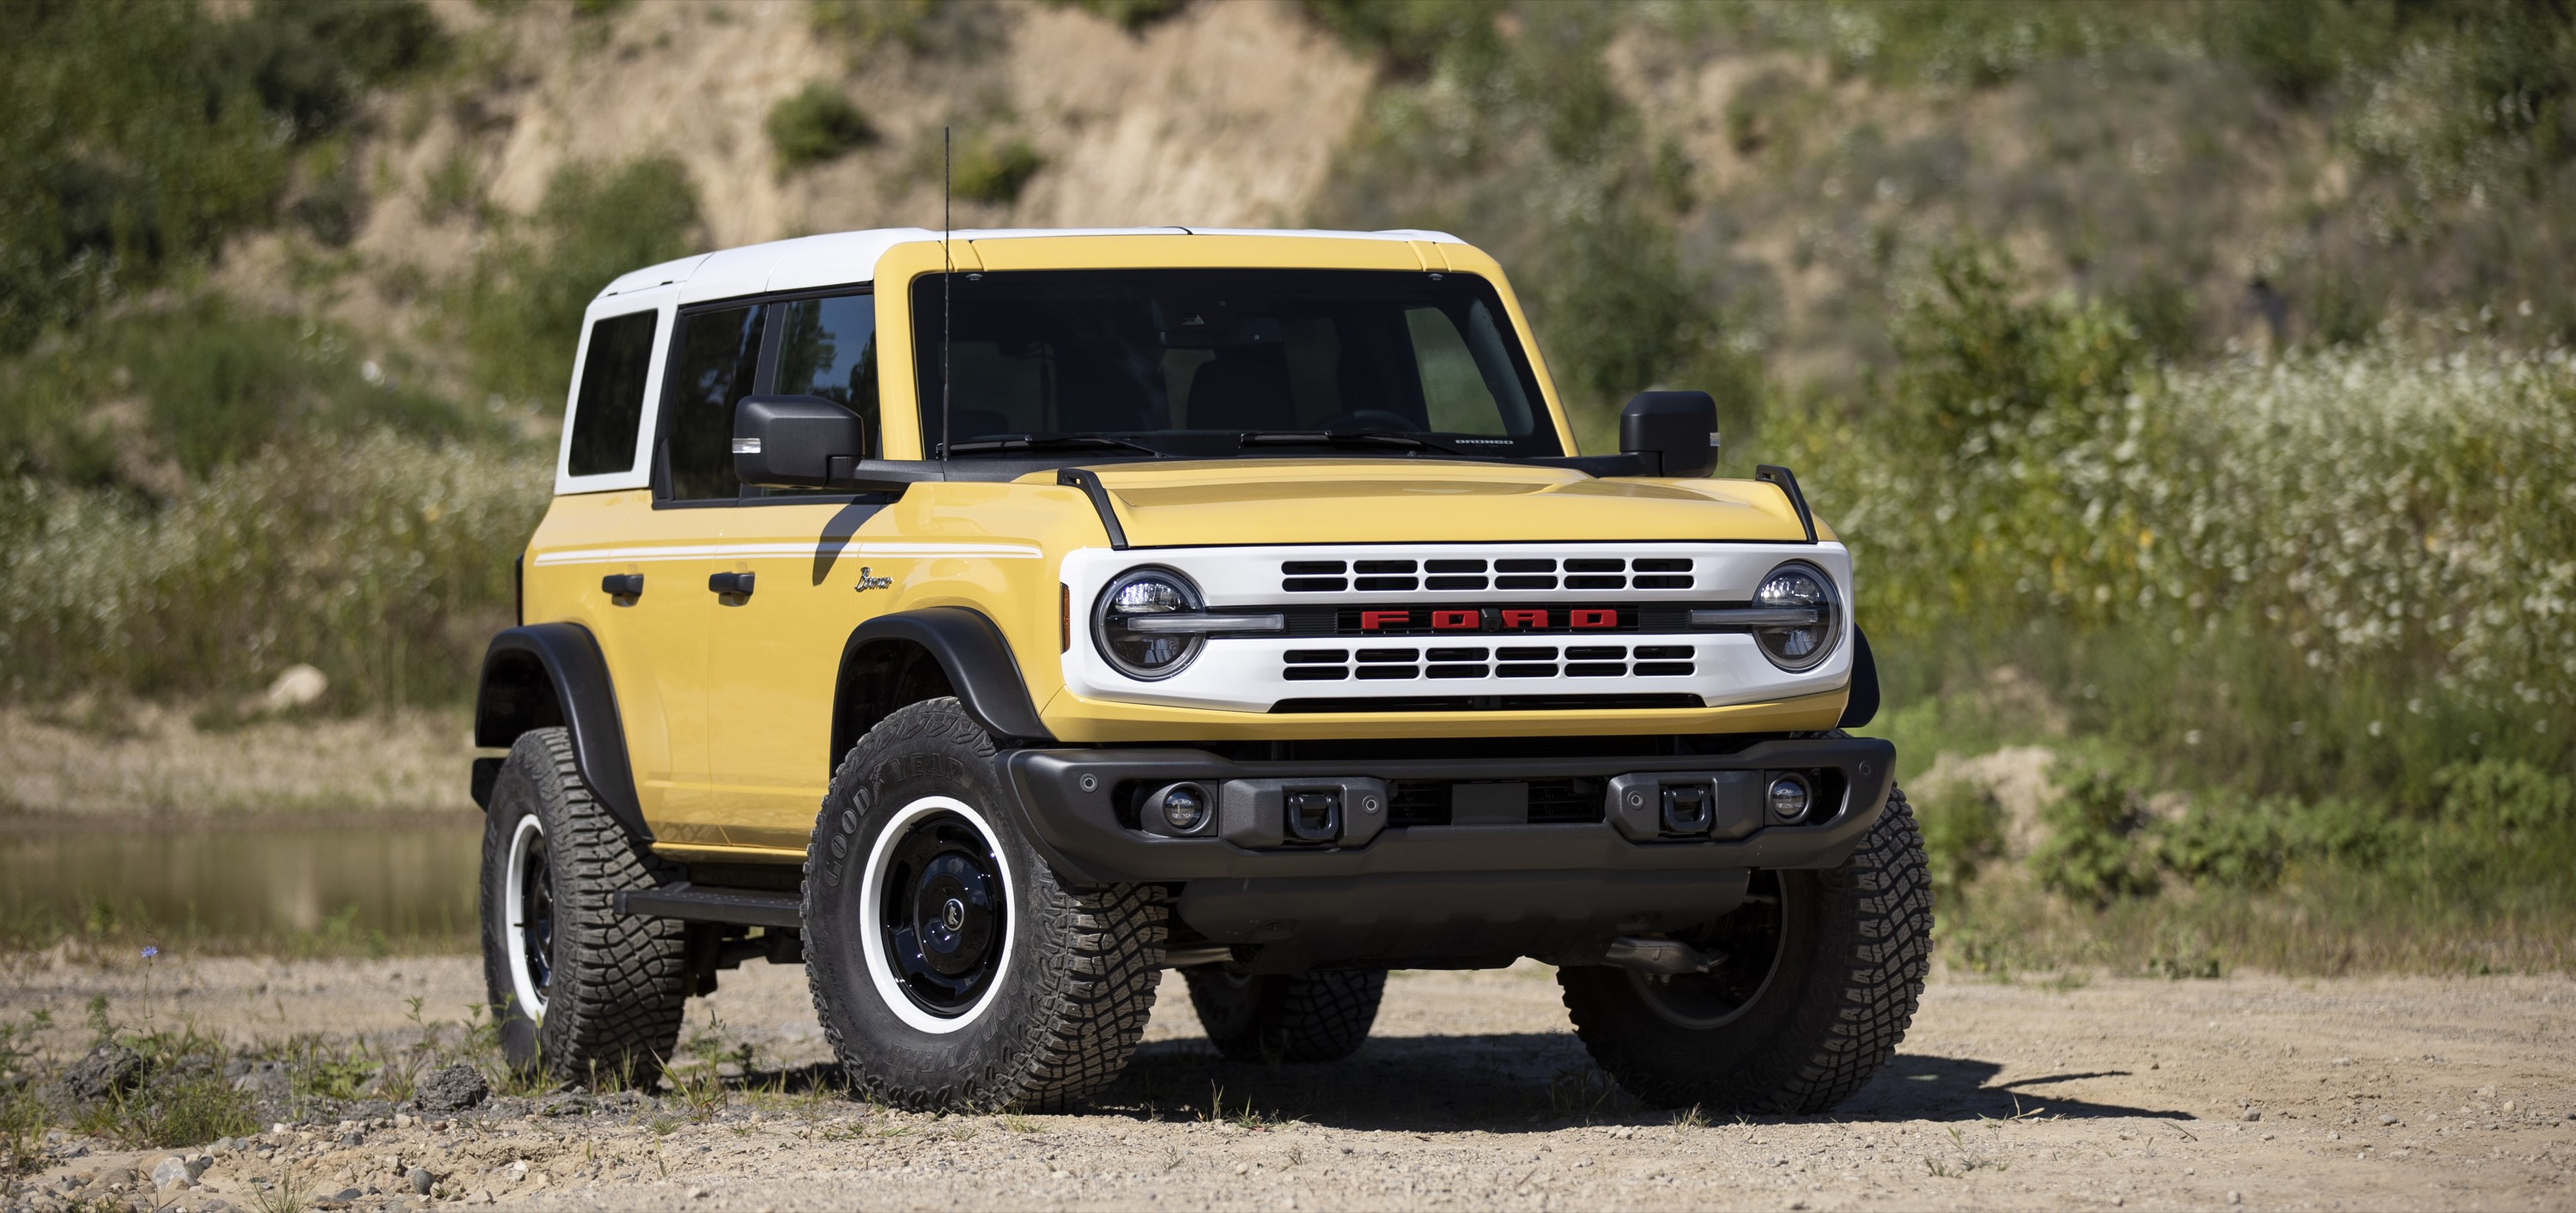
[470,227,1929,1113]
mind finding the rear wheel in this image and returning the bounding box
[803,699,1170,1112]
[477,728,690,1086]
[1183,967,1386,1063]
[1558,785,1930,1113]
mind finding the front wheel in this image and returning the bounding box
[1558,785,1931,1113]
[803,699,1170,1112]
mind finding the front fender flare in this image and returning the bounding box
[836,607,1055,749]
[473,622,648,840]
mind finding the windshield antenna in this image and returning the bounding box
[939,125,953,463]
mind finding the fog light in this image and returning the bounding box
[1767,773,1813,822]
[1158,784,1209,832]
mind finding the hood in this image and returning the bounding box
[1052,459,1817,547]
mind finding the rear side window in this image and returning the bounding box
[566,310,658,476]
[662,305,765,502]
[775,293,880,458]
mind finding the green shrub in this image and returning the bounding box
[1914,781,2005,901]
[949,132,1045,204]
[2435,760,2575,834]
[1051,0,1189,34]
[463,155,706,405]
[2029,749,2158,905]
[766,82,876,173]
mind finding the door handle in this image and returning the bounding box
[708,571,755,597]
[601,573,643,598]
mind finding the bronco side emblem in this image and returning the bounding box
[853,566,891,592]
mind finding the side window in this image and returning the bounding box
[775,293,880,458]
[566,310,657,476]
[662,304,765,502]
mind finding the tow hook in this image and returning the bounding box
[1601,937,1726,977]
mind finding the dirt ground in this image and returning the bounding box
[6,955,2572,1212]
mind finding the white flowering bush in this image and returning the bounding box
[0,434,548,706]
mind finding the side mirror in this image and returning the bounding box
[1619,391,1719,477]
[734,395,865,488]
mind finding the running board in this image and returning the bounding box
[616,882,801,929]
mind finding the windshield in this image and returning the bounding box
[911,269,1562,460]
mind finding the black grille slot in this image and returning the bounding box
[1357,665,1419,680]
[1564,574,1626,590]
[1632,558,1691,573]
[1353,576,1419,591]
[1382,778,1606,826]
[1273,693,1701,713]
[1425,575,1488,591]
[1426,647,1490,661]
[1354,559,1418,573]
[1285,649,1348,664]
[1634,646,1693,658]
[1566,662,1626,677]
[1425,559,1487,573]
[1495,558,1555,573]
[1283,561,1347,574]
[1564,558,1624,573]
[1632,574,1693,589]
[1498,646,1558,659]
[1284,577,1347,592]
[1426,664,1487,678]
[1634,662,1694,676]
[1357,648,1417,663]
[1494,575,1558,590]
[1565,646,1626,659]
[1496,663,1557,677]
[1284,666,1348,681]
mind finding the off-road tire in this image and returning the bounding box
[478,727,690,1086]
[1182,967,1386,1063]
[803,698,1170,1112]
[1558,784,1931,1113]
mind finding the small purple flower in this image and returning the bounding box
[140,946,159,960]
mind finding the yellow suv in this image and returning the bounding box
[469,227,1927,1113]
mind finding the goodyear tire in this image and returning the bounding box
[1183,966,1386,1063]
[1558,785,1931,1113]
[803,698,1169,1112]
[478,727,690,1086]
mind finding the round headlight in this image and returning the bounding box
[1092,567,1205,681]
[1752,561,1842,671]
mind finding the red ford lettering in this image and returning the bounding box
[1359,610,1412,632]
[1571,608,1618,630]
[1500,609,1548,630]
[1431,610,1480,631]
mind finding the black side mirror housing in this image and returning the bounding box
[1619,391,1720,477]
[734,395,866,488]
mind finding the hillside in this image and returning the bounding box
[2,0,2571,973]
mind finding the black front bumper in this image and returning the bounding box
[996,736,1896,969]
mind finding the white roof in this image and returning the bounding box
[596,227,1467,304]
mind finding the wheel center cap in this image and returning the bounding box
[942,897,967,932]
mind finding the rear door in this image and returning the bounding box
[704,289,896,851]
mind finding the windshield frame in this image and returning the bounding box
[908,268,1568,464]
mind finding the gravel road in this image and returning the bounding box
[6,955,2570,1211]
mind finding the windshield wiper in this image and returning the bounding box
[1237,429,1457,454]
[945,434,1163,457]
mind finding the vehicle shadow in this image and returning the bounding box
[1093,1034,2194,1130]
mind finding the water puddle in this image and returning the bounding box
[0,820,480,945]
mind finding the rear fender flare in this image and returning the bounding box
[474,622,648,840]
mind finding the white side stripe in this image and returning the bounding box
[532,542,1044,567]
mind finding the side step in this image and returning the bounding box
[616,882,800,929]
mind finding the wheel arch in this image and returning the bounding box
[473,622,649,840]
[831,607,1054,773]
